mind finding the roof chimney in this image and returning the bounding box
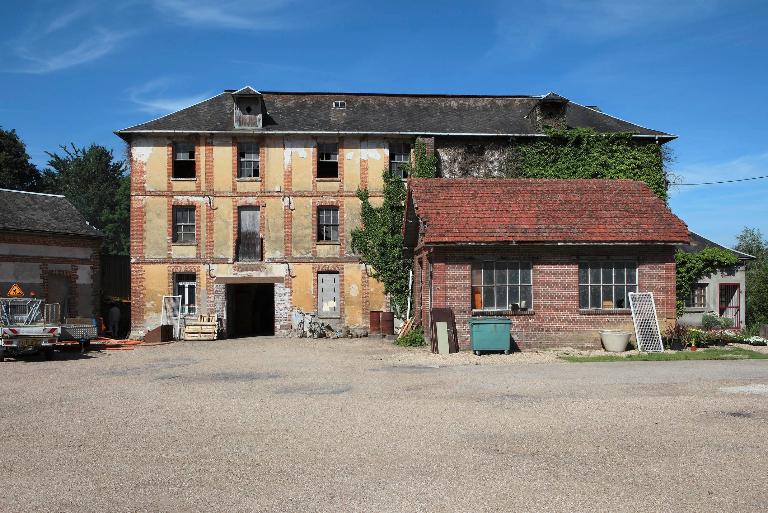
[533,92,569,130]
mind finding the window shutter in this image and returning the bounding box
[238,207,261,261]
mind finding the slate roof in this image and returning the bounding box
[680,231,754,260]
[403,179,689,246]
[116,89,673,139]
[0,189,102,238]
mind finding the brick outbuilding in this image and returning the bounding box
[403,179,689,350]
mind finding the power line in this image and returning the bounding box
[677,174,768,186]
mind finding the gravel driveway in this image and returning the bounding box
[1,337,767,512]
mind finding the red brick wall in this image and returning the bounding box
[417,245,676,350]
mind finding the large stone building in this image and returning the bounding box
[116,87,673,338]
[0,189,102,319]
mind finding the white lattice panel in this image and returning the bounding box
[629,292,664,352]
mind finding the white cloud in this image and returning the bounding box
[13,29,129,74]
[152,0,294,30]
[128,79,212,114]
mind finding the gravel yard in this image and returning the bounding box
[1,337,767,512]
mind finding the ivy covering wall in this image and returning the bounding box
[675,248,740,317]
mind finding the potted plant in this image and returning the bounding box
[600,329,632,352]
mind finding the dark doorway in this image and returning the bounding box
[227,283,275,337]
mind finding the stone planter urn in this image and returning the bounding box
[600,330,631,352]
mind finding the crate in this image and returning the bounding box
[60,323,97,341]
[182,315,218,341]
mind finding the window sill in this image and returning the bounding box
[171,177,197,181]
[236,177,261,182]
[472,309,534,316]
[316,177,340,182]
[172,242,197,246]
[317,240,340,246]
[579,308,631,315]
[683,307,707,313]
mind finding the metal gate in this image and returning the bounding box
[719,283,740,329]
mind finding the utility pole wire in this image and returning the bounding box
[676,174,768,186]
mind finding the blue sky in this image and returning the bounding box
[1,0,766,246]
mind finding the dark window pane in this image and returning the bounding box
[602,266,613,284]
[614,286,626,308]
[495,267,507,285]
[508,264,519,285]
[627,265,637,284]
[614,265,626,284]
[521,286,532,309]
[601,286,613,308]
[579,285,589,308]
[590,285,601,309]
[509,285,520,306]
[495,286,507,310]
[483,287,495,310]
[578,263,589,284]
[590,267,601,285]
[471,267,482,285]
[520,264,531,285]
[482,262,494,286]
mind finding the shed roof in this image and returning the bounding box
[116,89,673,139]
[0,189,102,238]
[404,179,689,246]
[680,231,755,260]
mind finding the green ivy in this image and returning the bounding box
[506,128,669,200]
[675,248,740,316]
[351,140,437,317]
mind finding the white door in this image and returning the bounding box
[318,273,340,318]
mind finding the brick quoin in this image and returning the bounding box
[417,245,677,350]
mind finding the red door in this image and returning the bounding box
[719,283,740,329]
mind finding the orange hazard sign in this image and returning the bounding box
[7,283,24,297]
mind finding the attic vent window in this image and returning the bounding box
[245,105,252,114]
[332,100,346,109]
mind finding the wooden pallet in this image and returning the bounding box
[397,318,415,340]
[182,315,218,341]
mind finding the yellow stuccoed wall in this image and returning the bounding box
[136,135,397,334]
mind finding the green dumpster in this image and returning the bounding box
[469,317,512,355]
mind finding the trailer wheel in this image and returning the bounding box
[0,350,4,362]
[43,347,55,360]
[83,339,91,352]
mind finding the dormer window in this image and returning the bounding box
[233,87,263,128]
[332,100,346,109]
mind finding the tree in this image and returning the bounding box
[43,144,129,255]
[735,227,768,330]
[0,127,41,191]
[351,140,437,317]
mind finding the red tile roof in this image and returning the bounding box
[405,179,689,245]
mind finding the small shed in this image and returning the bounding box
[403,178,690,350]
[678,231,754,329]
[0,189,102,320]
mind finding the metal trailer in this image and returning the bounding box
[0,298,61,362]
[58,321,98,352]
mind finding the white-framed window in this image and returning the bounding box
[389,142,411,178]
[172,206,196,243]
[175,273,197,316]
[317,142,339,178]
[317,206,339,242]
[579,260,637,310]
[332,100,346,109]
[685,283,707,308]
[238,142,260,179]
[172,142,196,179]
[472,261,532,311]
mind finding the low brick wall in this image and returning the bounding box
[414,245,676,350]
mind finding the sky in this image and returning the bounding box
[1,0,766,246]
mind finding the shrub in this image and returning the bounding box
[396,327,425,347]
[701,313,733,331]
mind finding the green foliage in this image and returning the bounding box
[0,127,41,191]
[675,247,740,316]
[506,128,669,200]
[43,144,130,255]
[561,347,768,362]
[735,227,768,330]
[351,140,437,317]
[395,327,425,347]
[701,313,733,331]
